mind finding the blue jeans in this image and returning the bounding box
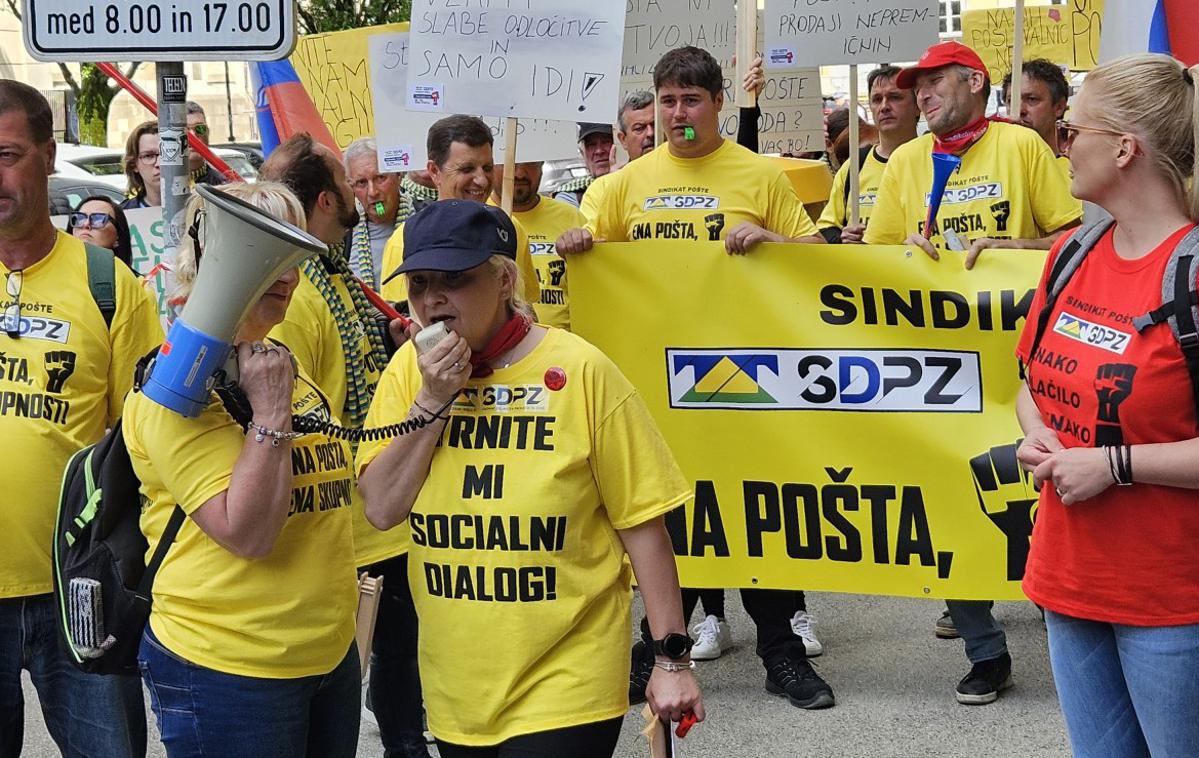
[363,553,429,758]
[946,600,1008,663]
[138,628,360,758]
[1045,610,1199,758]
[0,593,146,757]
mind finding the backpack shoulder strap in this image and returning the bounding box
[1130,226,1199,417]
[83,242,117,329]
[135,505,185,600]
[1021,216,1116,377]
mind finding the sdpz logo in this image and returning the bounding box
[457,384,548,412]
[666,348,982,411]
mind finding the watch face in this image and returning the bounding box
[663,633,690,658]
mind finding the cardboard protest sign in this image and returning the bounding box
[407,0,626,121]
[369,29,579,172]
[763,0,940,67]
[963,0,1105,82]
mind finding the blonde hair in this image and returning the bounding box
[1084,54,1199,221]
[171,181,307,304]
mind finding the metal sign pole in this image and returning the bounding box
[157,63,189,287]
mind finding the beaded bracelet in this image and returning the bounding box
[250,422,304,447]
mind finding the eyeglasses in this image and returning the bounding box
[137,151,161,164]
[3,270,22,338]
[1056,119,1127,148]
[187,123,209,138]
[69,212,113,229]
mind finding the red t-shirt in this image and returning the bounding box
[1016,223,1199,626]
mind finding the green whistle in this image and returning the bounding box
[684,127,696,141]
[374,201,385,216]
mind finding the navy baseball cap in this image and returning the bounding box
[384,200,518,283]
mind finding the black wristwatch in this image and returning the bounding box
[652,633,694,660]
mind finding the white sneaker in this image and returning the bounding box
[790,611,824,657]
[690,614,732,660]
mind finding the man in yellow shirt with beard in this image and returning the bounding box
[380,116,539,310]
[865,42,1081,266]
[0,81,163,757]
[491,161,584,330]
[558,45,835,712]
[817,64,920,244]
[866,41,1082,707]
[260,135,429,758]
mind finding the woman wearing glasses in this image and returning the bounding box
[1015,54,1199,757]
[120,120,161,209]
[65,196,134,269]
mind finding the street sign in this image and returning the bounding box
[21,0,298,61]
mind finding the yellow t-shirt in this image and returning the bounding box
[510,197,585,330]
[865,122,1082,248]
[125,366,358,678]
[0,232,162,598]
[583,139,819,243]
[269,264,403,567]
[356,329,690,745]
[380,215,540,306]
[817,146,888,237]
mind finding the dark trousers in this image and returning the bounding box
[363,553,429,758]
[643,588,807,662]
[436,716,623,758]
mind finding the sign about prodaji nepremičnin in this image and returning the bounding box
[21,0,297,61]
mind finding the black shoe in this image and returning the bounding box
[955,652,1013,705]
[629,640,653,705]
[935,610,960,639]
[764,645,835,709]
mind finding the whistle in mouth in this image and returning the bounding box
[683,127,696,141]
[373,201,386,216]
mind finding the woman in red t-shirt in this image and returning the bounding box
[1014,54,1199,758]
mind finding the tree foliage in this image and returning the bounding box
[297,0,412,34]
[6,0,139,145]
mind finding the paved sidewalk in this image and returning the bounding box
[21,593,1070,757]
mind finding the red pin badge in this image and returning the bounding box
[544,367,567,391]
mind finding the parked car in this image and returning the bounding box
[48,175,126,216]
[540,158,589,197]
[213,142,265,171]
[55,143,259,193]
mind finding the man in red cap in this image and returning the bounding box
[866,42,1082,707]
[865,41,1081,268]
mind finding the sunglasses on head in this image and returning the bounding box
[69,212,113,229]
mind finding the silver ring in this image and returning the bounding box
[251,343,266,354]
[1055,487,1065,497]
[453,361,462,370]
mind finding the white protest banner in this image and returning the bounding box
[369,29,579,172]
[407,0,626,121]
[622,0,734,79]
[763,0,939,67]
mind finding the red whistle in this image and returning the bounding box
[675,711,698,738]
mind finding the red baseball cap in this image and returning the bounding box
[895,41,989,89]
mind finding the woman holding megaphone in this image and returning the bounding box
[122,182,360,757]
[357,200,703,757]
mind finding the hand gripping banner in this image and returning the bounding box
[570,242,1048,600]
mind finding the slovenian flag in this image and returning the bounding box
[249,61,341,157]
[1100,0,1198,66]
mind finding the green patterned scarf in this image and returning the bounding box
[300,242,389,430]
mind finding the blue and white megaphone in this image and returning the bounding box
[142,185,326,417]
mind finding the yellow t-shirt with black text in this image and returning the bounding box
[817,146,888,237]
[269,265,404,567]
[865,122,1081,248]
[125,366,357,678]
[583,139,819,244]
[380,215,540,306]
[356,329,690,745]
[0,232,162,597]
[504,197,585,330]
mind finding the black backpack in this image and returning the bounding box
[52,351,251,675]
[1023,217,1199,413]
